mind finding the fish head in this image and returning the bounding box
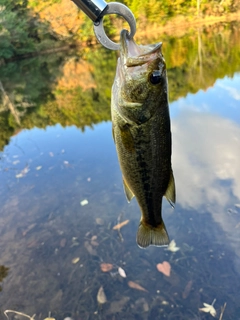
[113,29,168,124]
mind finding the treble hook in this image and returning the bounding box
[72,0,136,50]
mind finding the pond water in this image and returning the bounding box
[0,21,240,320]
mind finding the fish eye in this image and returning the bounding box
[149,70,163,85]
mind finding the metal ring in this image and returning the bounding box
[93,2,136,50]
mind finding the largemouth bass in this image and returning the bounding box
[111,29,176,248]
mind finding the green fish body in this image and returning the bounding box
[111,30,176,248]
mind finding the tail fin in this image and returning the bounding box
[137,220,170,248]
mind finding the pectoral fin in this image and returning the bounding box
[119,124,135,152]
[122,176,134,203]
[164,170,176,208]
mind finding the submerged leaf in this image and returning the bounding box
[107,296,130,314]
[118,267,127,278]
[84,241,97,255]
[156,261,171,277]
[80,199,88,206]
[182,280,193,299]
[97,286,107,304]
[199,299,217,317]
[128,281,147,292]
[96,218,104,225]
[113,220,129,230]
[166,239,180,252]
[72,257,80,264]
[100,263,113,272]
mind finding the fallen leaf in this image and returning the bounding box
[107,296,130,315]
[118,267,127,278]
[49,152,54,157]
[100,263,113,272]
[91,240,99,246]
[97,286,107,304]
[128,281,147,292]
[22,223,36,236]
[96,218,104,225]
[80,199,88,206]
[60,238,66,247]
[182,280,193,299]
[72,257,80,264]
[36,166,42,170]
[13,160,20,165]
[91,235,99,246]
[44,318,55,320]
[156,261,171,277]
[84,241,97,255]
[199,299,217,317]
[113,219,129,230]
[166,239,180,252]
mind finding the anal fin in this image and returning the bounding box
[122,176,134,203]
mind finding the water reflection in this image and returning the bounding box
[1,21,240,150]
[0,22,240,319]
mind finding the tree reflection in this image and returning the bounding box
[0,21,240,150]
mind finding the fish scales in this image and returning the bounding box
[111,29,176,248]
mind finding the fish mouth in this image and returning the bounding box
[120,29,162,67]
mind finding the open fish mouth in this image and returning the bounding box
[120,29,162,67]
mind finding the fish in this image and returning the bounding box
[111,29,176,248]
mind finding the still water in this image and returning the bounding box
[0,22,240,319]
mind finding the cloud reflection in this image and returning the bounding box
[218,83,240,101]
[172,110,240,211]
[172,109,240,270]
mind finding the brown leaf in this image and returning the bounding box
[182,280,193,299]
[84,241,97,256]
[113,220,129,230]
[128,281,148,292]
[100,263,113,272]
[96,218,104,225]
[60,238,66,247]
[91,235,99,246]
[22,223,36,236]
[156,261,171,277]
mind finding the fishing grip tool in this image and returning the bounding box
[71,0,136,50]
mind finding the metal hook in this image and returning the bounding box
[71,0,136,51]
[93,2,136,50]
